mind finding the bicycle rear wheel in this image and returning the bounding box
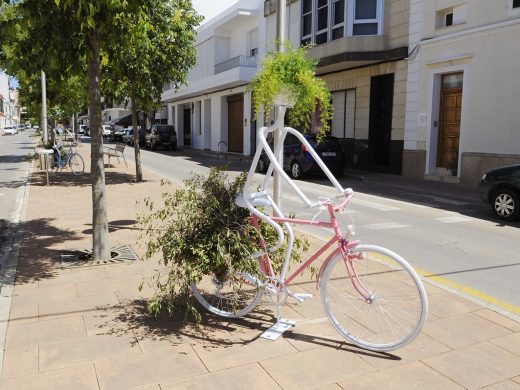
[190,269,264,318]
[320,245,428,351]
[69,153,85,175]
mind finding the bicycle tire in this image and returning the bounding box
[69,153,85,175]
[190,268,264,318]
[320,244,428,351]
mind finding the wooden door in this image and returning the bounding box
[183,108,191,147]
[437,88,462,170]
[227,94,243,153]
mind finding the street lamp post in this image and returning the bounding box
[273,0,287,210]
[41,70,48,144]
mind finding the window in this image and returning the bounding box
[301,0,382,46]
[445,12,453,27]
[332,0,345,40]
[350,0,380,36]
[248,28,258,57]
[514,0,520,8]
[435,4,467,29]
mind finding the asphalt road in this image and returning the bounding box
[119,144,520,316]
[0,129,36,269]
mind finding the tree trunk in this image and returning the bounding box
[131,100,143,182]
[88,29,110,261]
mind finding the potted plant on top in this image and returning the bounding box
[249,42,333,137]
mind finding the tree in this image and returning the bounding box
[102,0,201,182]
[0,0,200,260]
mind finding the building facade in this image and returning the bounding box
[404,0,520,186]
[161,0,264,155]
[272,0,411,174]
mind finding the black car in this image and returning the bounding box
[257,133,344,179]
[479,164,520,221]
[145,124,177,150]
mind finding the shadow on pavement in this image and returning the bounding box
[29,170,136,187]
[10,218,84,285]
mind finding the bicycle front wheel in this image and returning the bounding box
[69,153,85,175]
[320,245,428,351]
[190,269,264,318]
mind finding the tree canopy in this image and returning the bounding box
[0,0,201,259]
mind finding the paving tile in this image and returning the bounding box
[38,292,120,320]
[37,267,108,288]
[358,332,451,370]
[283,317,346,352]
[474,309,520,332]
[427,292,482,318]
[481,380,520,389]
[94,344,207,390]
[5,316,87,349]
[260,346,374,390]
[490,332,520,357]
[11,283,77,307]
[423,312,512,349]
[338,361,464,389]
[423,342,520,390]
[314,384,342,390]
[192,335,297,372]
[1,346,38,379]
[0,363,99,390]
[161,363,281,389]
[514,376,520,385]
[75,274,143,297]
[8,303,39,325]
[39,333,141,372]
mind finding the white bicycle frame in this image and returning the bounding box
[240,105,350,285]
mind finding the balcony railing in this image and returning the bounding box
[214,55,257,75]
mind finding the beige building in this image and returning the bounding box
[266,0,411,174]
[404,0,520,187]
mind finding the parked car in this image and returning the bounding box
[257,134,345,179]
[145,124,177,150]
[3,126,18,135]
[79,125,87,134]
[102,125,114,139]
[111,127,127,142]
[479,164,520,221]
[123,128,146,146]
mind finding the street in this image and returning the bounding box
[0,130,35,271]
[122,144,520,315]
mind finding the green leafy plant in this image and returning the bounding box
[249,43,333,137]
[138,168,309,320]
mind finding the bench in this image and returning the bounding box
[103,143,127,167]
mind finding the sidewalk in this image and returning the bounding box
[1,143,520,389]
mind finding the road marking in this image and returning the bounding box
[351,198,399,211]
[417,268,520,317]
[412,193,470,206]
[362,222,410,230]
[436,216,473,224]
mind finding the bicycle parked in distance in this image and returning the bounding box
[191,106,428,352]
[53,141,85,175]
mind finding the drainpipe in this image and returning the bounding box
[273,0,287,210]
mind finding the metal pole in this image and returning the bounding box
[273,0,287,210]
[41,70,48,144]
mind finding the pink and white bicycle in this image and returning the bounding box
[191,110,428,352]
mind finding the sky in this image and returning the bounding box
[192,0,240,24]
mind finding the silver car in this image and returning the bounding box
[3,126,18,135]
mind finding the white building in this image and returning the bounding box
[0,71,11,130]
[404,0,520,186]
[161,0,264,155]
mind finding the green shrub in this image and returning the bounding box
[249,43,333,137]
[138,168,309,320]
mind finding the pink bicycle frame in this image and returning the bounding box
[249,196,372,302]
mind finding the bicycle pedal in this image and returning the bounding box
[288,292,313,303]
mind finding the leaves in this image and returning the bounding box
[249,43,333,137]
[137,168,309,320]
